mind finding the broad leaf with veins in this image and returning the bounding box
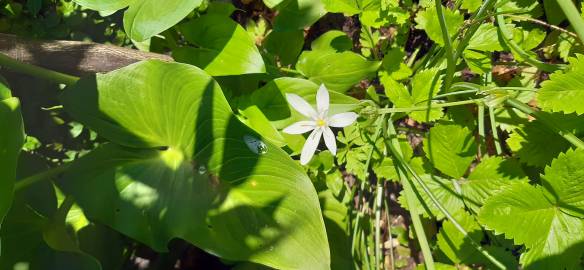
[72,0,202,41]
[0,82,24,254]
[59,60,330,269]
[479,149,584,269]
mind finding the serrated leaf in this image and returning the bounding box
[479,183,584,269]
[73,0,202,41]
[459,156,527,213]
[479,149,584,269]
[296,50,380,93]
[174,14,265,76]
[437,211,484,264]
[380,48,412,81]
[507,112,584,166]
[424,123,477,179]
[59,60,330,269]
[541,149,584,217]
[463,50,492,75]
[467,24,502,52]
[382,68,444,122]
[438,211,518,268]
[415,5,464,46]
[538,54,584,115]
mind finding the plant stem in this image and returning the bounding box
[374,181,384,270]
[352,116,386,263]
[384,199,395,270]
[378,98,482,114]
[557,0,584,44]
[435,0,455,90]
[495,13,561,73]
[488,106,503,155]
[478,104,485,156]
[385,121,435,270]
[14,163,71,192]
[279,67,301,75]
[505,98,584,150]
[450,0,497,72]
[0,53,79,85]
[503,14,579,39]
[387,124,507,269]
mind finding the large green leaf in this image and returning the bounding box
[538,54,584,115]
[423,123,477,179]
[174,14,265,76]
[73,0,202,41]
[479,149,584,269]
[297,50,380,93]
[273,0,326,31]
[264,30,305,66]
[59,60,330,269]
[0,85,24,253]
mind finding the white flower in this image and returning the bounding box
[283,84,358,165]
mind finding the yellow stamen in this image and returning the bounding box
[316,119,326,127]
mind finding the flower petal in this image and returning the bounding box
[316,84,329,116]
[283,121,316,134]
[286,93,317,118]
[300,128,323,165]
[323,127,337,155]
[328,112,358,127]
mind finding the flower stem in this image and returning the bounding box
[279,67,301,75]
[435,0,455,91]
[14,163,71,192]
[0,53,79,85]
[385,120,435,270]
[378,98,483,114]
[557,0,584,44]
[387,120,506,270]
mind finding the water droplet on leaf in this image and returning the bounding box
[243,135,268,155]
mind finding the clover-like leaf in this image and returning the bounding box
[538,54,584,115]
[58,60,330,269]
[73,0,203,41]
[479,149,584,269]
[296,50,380,93]
[174,14,266,76]
[424,123,477,179]
[0,83,24,247]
